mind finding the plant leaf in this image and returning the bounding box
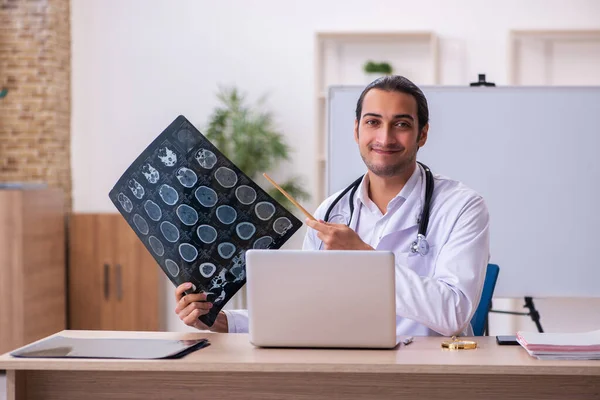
[203,86,311,210]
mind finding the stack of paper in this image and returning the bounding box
[516,329,600,360]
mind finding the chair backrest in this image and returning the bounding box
[471,263,500,336]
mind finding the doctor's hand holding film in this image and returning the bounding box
[305,218,374,251]
[174,283,229,333]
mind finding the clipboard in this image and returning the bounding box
[10,336,210,360]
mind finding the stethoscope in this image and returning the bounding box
[323,162,434,256]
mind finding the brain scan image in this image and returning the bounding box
[194,186,218,208]
[144,200,162,221]
[160,221,180,243]
[141,163,160,184]
[176,204,199,226]
[255,201,276,220]
[165,259,179,278]
[158,147,177,167]
[216,205,237,225]
[133,214,149,235]
[235,185,257,205]
[214,167,237,188]
[195,148,218,169]
[199,262,216,278]
[176,167,198,188]
[273,217,293,235]
[159,184,179,205]
[128,179,145,199]
[235,222,256,240]
[176,128,200,152]
[217,242,236,259]
[118,193,133,213]
[148,236,165,256]
[196,224,217,244]
[179,243,198,262]
[253,236,273,249]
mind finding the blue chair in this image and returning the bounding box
[470,263,500,336]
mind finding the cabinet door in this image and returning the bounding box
[68,214,115,330]
[112,216,161,331]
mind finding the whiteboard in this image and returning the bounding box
[327,86,600,298]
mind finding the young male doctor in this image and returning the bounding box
[175,75,490,336]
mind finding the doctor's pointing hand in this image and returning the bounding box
[305,218,374,251]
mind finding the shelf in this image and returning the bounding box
[509,30,600,85]
[317,32,438,93]
[511,30,600,40]
[317,31,435,42]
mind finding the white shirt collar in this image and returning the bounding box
[356,163,422,215]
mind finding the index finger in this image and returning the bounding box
[305,218,330,233]
[175,282,193,301]
[179,292,209,306]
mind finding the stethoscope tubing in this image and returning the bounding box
[322,162,434,256]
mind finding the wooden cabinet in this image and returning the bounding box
[68,214,163,331]
[0,188,66,355]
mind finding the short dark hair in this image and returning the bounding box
[355,75,429,132]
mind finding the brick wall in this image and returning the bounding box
[0,0,71,209]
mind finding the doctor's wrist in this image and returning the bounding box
[209,311,229,333]
[360,242,375,251]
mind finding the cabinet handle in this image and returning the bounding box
[103,263,110,300]
[116,264,123,301]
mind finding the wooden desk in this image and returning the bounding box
[1,330,599,400]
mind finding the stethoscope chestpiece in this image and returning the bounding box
[411,234,430,256]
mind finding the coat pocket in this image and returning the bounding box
[395,247,436,278]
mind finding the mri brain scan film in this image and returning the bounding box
[109,115,302,326]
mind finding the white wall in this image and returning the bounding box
[71,0,600,332]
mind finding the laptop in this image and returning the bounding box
[245,250,399,349]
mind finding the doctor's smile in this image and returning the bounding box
[370,146,403,155]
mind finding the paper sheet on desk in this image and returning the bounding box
[108,115,302,327]
[517,329,600,360]
[527,353,600,360]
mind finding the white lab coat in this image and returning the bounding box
[224,164,490,336]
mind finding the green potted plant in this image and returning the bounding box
[363,60,394,82]
[204,87,310,214]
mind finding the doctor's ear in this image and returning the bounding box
[354,119,359,143]
[417,123,429,148]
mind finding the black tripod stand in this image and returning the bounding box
[487,296,544,334]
